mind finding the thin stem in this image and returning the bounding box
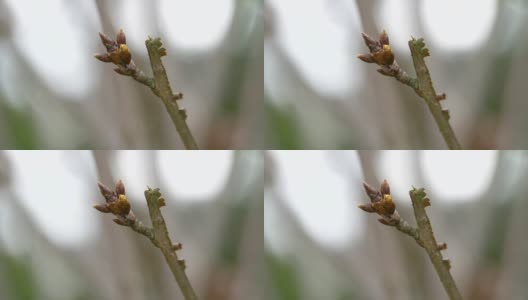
[408,188,463,300]
[394,217,421,246]
[129,217,159,247]
[407,39,461,150]
[143,187,199,300]
[145,37,198,150]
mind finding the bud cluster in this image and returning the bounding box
[358,180,401,226]
[94,180,135,226]
[94,29,155,89]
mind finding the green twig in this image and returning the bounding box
[144,187,198,300]
[145,37,198,150]
[409,187,462,300]
[407,38,461,150]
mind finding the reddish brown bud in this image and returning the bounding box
[361,32,378,52]
[360,31,396,67]
[436,93,446,101]
[363,182,382,202]
[159,47,167,57]
[98,182,116,202]
[172,243,183,251]
[357,53,375,63]
[116,29,126,45]
[94,53,112,63]
[99,32,116,51]
[380,179,390,195]
[115,179,125,195]
[379,30,389,46]
[358,203,375,213]
[93,204,110,213]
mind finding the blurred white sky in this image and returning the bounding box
[265,150,498,254]
[2,0,234,100]
[0,151,234,252]
[266,0,498,100]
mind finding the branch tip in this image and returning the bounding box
[362,183,463,300]
[359,31,462,149]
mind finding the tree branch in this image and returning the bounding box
[94,180,199,300]
[407,39,461,150]
[145,37,198,150]
[359,180,463,300]
[95,30,199,149]
[408,187,462,300]
[144,187,198,300]
[358,31,462,149]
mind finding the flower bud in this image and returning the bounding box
[379,30,389,46]
[357,53,375,63]
[94,53,112,63]
[363,182,382,202]
[380,179,390,195]
[108,194,131,217]
[99,32,116,51]
[361,32,378,52]
[98,182,116,202]
[115,179,125,195]
[372,45,394,66]
[116,29,126,45]
[93,204,110,213]
[358,203,375,213]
